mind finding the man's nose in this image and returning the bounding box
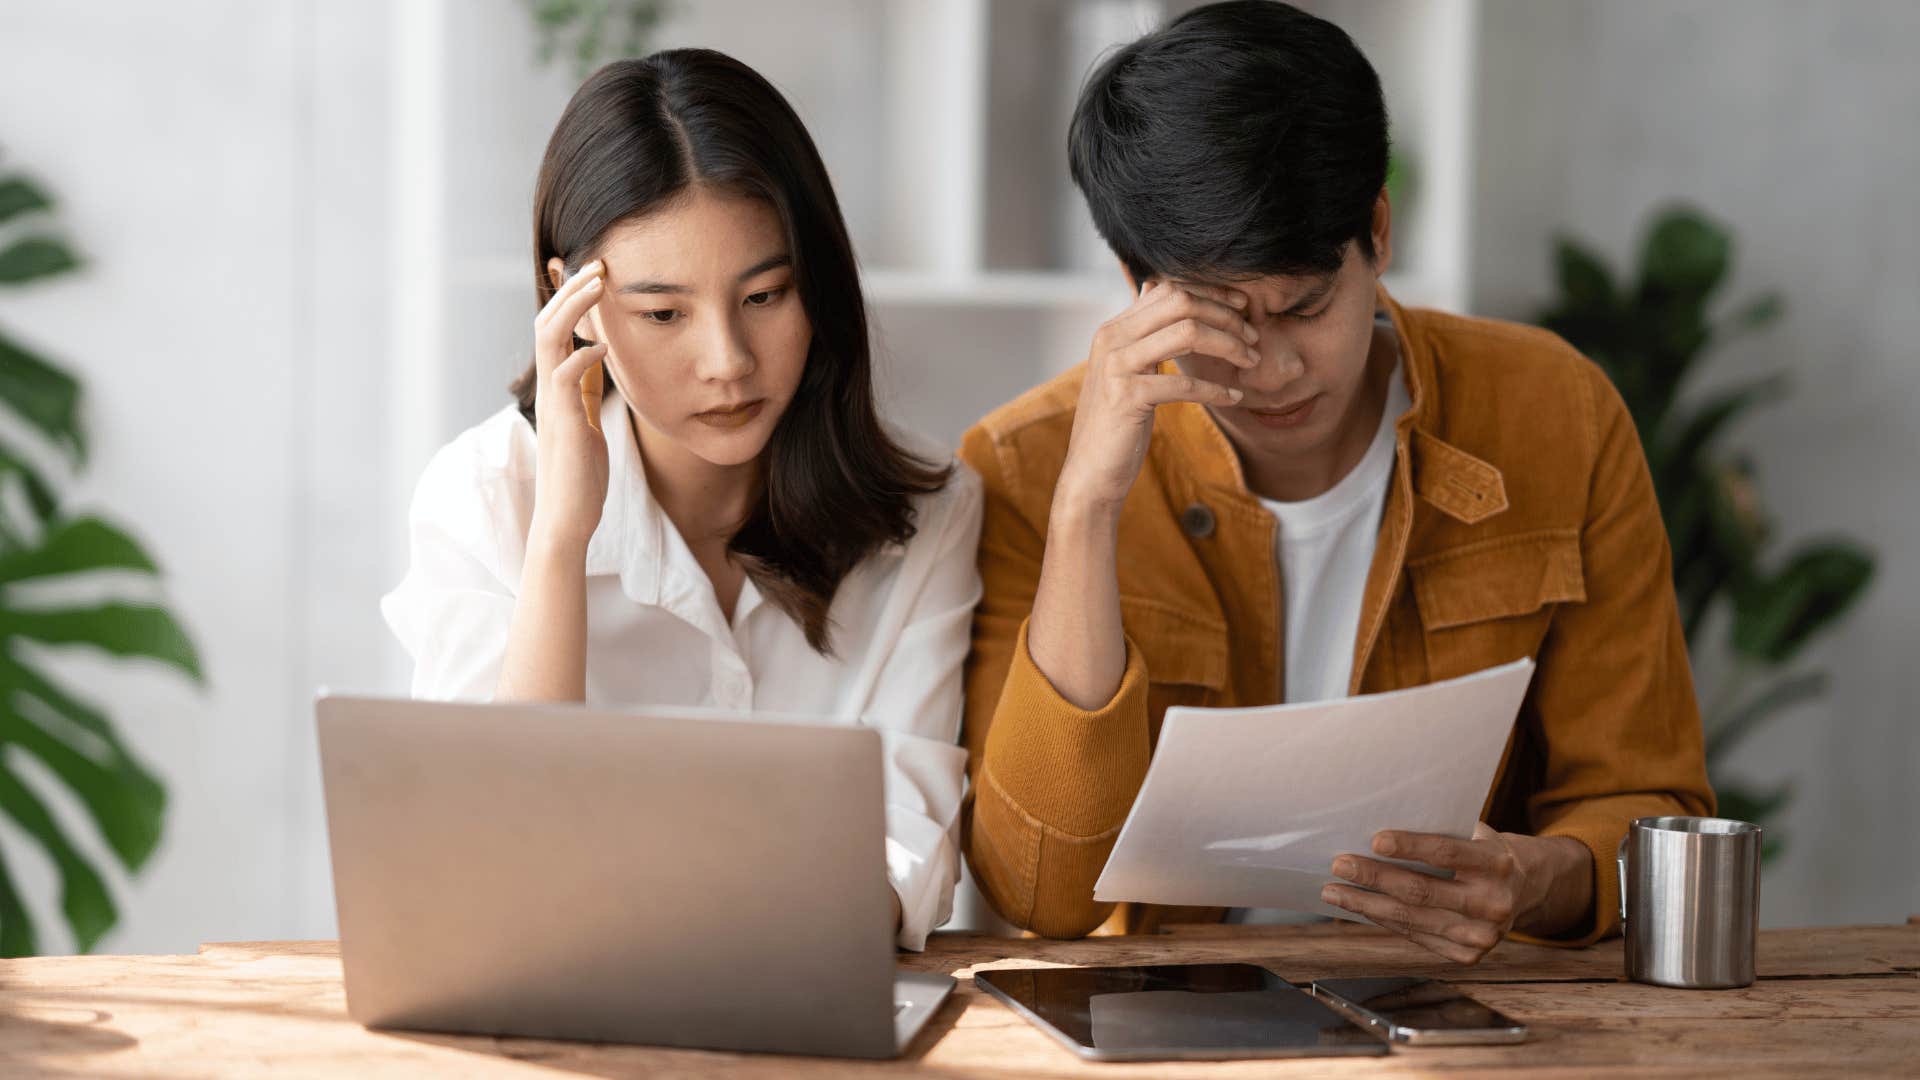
[1239,334,1306,395]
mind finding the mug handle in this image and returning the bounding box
[1615,834,1629,925]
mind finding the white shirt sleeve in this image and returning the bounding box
[862,464,985,950]
[379,439,520,702]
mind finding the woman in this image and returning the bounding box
[381,49,982,950]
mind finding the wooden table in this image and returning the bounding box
[2,919,1915,1077]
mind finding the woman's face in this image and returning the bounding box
[552,185,811,469]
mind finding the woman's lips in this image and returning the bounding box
[1243,394,1321,429]
[692,399,765,429]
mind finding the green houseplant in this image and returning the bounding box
[1537,205,1875,858]
[524,0,672,77]
[0,159,201,956]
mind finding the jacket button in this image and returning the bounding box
[1180,502,1216,539]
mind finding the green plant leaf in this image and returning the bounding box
[1732,542,1876,664]
[1712,779,1792,824]
[0,757,117,952]
[0,848,36,957]
[0,447,58,523]
[0,679,166,872]
[1553,236,1616,312]
[0,329,87,466]
[0,603,203,684]
[1727,291,1784,332]
[0,652,157,773]
[0,235,81,285]
[0,517,159,584]
[1711,778,1792,862]
[1656,375,1788,474]
[1705,669,1828,763]
[0,176,54,226]
[0,447,59,556]
[1638,206,1730,302]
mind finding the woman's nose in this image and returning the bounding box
[695,313,757,383]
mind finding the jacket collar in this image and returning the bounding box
[1155,280,1507,524]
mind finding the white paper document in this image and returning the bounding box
[1093,658,1536,920]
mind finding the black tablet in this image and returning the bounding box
[973,963,1389,1062]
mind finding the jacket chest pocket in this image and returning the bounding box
[1407,529,1586,681]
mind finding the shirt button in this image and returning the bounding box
[1181,502,1216,539]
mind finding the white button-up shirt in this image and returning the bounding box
[380,392,983,949]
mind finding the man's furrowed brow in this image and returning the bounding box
[1283,274,1339,311]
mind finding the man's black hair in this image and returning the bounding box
[1068,0,1390,285]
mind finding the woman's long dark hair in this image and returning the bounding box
[513,49,950,654]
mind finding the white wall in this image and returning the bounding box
[1472,0,1920,927]
[0,0,394,952]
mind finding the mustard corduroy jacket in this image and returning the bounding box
[957,285,1715,945]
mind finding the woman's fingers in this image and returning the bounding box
[534,260,606,369]
[1130,371,1243,409]
[548,342,609,430]
[551,341,607,390]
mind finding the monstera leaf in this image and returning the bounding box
[0,158,199,955]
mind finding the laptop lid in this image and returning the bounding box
[315,695,899,1058]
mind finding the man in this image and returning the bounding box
[958,0,1712,963]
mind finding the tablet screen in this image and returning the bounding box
[973,963,1388,1061]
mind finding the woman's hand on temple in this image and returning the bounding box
[530,259,613,551]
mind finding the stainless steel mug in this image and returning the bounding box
[1616,816,1762,989]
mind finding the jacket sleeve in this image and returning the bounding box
[1512,361,1716,947]
[957,424,1154,938]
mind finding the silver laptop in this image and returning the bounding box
[315,694,954,1059]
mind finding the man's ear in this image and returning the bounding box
[1370,188,1394,276]
[1119,260,1158,297]
[545,255,600,343]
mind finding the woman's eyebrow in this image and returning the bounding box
[613,253,792,295]
[734,253,792,281]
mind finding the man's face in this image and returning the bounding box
[1169,210,1393,471]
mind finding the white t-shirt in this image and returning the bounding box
[1231,320,1409,926]
[1260,325,1410,704]
[379,391,984,950]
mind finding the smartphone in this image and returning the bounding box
[1310,977,1527,1045]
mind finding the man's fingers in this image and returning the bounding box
[1406,929,1489,966]
[1132,277,1249,313]
[1333,855,1474,915]
[1110,287,1258,370]
[1132,372,1243,409]
[1321,883,1500,957]
[1374,829,1506,874]
[1115,317,1259,374]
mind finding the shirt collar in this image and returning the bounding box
[581,393,770,638]
[583,392,665,605]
